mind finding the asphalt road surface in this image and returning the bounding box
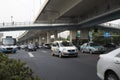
[8,49,101,80]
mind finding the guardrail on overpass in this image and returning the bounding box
[0,22,119,32]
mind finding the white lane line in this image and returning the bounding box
[28,52,34,57]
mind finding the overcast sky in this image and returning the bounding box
[0,0,45,38]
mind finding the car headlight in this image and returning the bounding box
[2,48,6,50]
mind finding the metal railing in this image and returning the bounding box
[0,21,120,30]
[0,21,72,28]
[0,22,33,27]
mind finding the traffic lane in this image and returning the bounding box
[8,49,100,80]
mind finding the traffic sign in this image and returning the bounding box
[104,32,110,38]
[77,31,80,37]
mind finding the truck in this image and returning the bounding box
[0,36,17,53]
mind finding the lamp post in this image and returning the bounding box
[11,16,14,25]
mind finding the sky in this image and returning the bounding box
[0,0,45,38]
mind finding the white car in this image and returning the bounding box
[51,41,78,58]
[97,47,120,80]
[80,43,105,54]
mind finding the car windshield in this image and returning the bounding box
[90,43,99,46]
[2,38,15,45]
[60,41,73,47]
[45,44,50,46]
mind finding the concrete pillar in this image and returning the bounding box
[47,32,51,43]
[30,39,32,44]
[41,36,46,45]
[35,38,39,46]
[54,31,58,41]
[39,36,42,45]
[33,38,36,45]
[70,30,77,42]
[32,39,34,44]
[80,29,89,40]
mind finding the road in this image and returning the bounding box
[8,49,100,80]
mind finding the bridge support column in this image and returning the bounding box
[41,36,46,45]
[39,36,42,45]
[32,38,36,45]
[70,30,77,42]
[35,38,39,47]
[80,29,89,42]
[47,32,51,43]
[54,31,58,41]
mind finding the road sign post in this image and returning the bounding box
[88,31,93,43]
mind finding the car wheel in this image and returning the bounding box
[51,52,55,56]
[81,50,84,53]
[59,53,62,58]
[75,55,78,57]
[89,50,93,54]
[105,71,119,80]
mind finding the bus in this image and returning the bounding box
[0,36,17,53]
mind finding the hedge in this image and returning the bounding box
[0,52,40,80]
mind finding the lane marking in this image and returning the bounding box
[28,52,34,57]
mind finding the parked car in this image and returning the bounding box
[51,41,78,58]
[97,47,120,80]
[20,45,27,50]
[80,42,105,54]
[43,43,51,49]
[38,45,43,49]
[104,43,116,48]
[27,44,36,51]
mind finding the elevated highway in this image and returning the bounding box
[15,0,120,44]
[15,22,120,44]
[35,0,120,26]
[0,22,120,44]
[0,22,120,32]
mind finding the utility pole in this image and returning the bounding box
[11,16,14,25]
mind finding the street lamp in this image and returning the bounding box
[11,16,14,25]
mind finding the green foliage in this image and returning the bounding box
[0,52,40,80]
[92,30,120,45]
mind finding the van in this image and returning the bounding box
[51,41,78,58]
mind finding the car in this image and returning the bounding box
[97,47,120,80]
[80,42,105,54]
[0,45,17,53]
[38,45,43,49]
[27,44,36,51]
[20,45,27,50]
[43,43,51,49]
[104,43,116,48]
[51,41,78,58]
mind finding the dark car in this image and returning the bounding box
[104,43,116,48]
[43,43,51,49]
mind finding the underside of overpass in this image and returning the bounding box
[18,0,120,43]
[35,0,120,25]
